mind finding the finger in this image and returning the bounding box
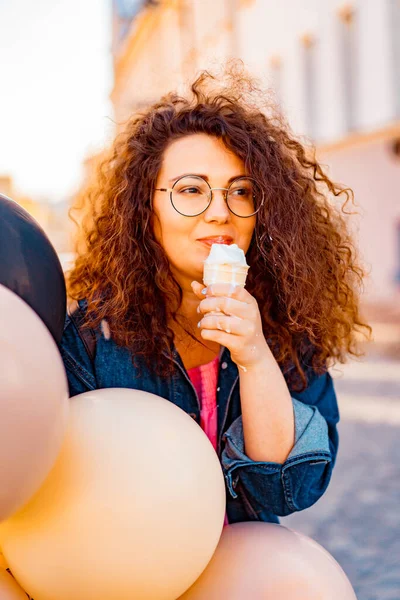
[203,283,254,303]
[191,280,206,299]
[199,295,252,318]
[199,314,250,336]
[200,327,239,348]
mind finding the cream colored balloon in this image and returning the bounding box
[0,388,226,600]
[0,550,8,570]
[179,523,357,599]
[0,568,28,600]
[0,284,69,521]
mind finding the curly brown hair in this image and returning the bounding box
[68,65,371,390]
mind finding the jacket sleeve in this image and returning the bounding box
[60,314,97,397]
[221,370,339,517]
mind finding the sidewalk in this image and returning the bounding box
[282,343,400,600]
[330,354,400,425]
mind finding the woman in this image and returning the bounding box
[61,68,370,524]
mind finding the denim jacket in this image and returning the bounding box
[60,302,339,524]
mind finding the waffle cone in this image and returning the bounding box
[203,263,249,287]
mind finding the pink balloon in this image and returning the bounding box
[0,284,69,521]
[179,523,357,599]
[0,568,28,599]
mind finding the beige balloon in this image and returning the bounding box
[179,523,357,599]
[0,388,226,600]
[0,284,69,521]
[0,550,8,570]
[0,568,28,600]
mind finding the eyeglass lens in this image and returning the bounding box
[171,176,261,217]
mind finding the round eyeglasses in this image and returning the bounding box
[154,175,263,218]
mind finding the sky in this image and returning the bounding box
[0,0,114,203]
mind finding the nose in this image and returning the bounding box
[203,188,230,223]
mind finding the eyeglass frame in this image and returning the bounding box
[154,174,264,218]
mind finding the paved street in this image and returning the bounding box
[282,356,400,600]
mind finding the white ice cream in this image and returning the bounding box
[204,243,248,266]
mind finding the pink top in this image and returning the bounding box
[187,356,229,526]
[187,356,219,450]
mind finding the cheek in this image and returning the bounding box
[152,199,176,240]
[236,218,256,250]
[152,204,193,249]
[151,214,162,243]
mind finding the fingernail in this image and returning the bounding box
[228,284,237,295]
[201,288,208,295]
[197,321,202,328]
[196,305,201,314]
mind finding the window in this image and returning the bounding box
[301,33,317,140]
[338,5,357,132]
[269,55,283,108]
[396,220,400,286]
[388,0,400,117]
[226,0,239,57]
[114,0,147,43]
[178,0,197,79]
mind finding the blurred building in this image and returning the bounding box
[0,175,50,230]
[111,0,400,312]
[0,175,72,255]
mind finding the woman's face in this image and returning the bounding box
[152,133,256,289]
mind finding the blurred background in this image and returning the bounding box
[1,1,399,598]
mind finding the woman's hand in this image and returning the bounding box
[191,281,270,371]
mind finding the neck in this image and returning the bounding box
[168,278,220,359]
[170,281,200,342]
[166,271,200,324]
[179,283,201,322]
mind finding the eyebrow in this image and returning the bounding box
[168,173,247,184]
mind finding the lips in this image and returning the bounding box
[198,236,233,247]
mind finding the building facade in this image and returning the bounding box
[0,175,73,256]
[111,0,400,309]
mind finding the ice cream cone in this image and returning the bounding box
[203,243,250,288]
[203,263,249,287]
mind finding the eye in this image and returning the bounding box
[179,186,202,194]
[230,187,252,197]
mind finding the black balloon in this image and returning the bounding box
[0,194,66,344]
